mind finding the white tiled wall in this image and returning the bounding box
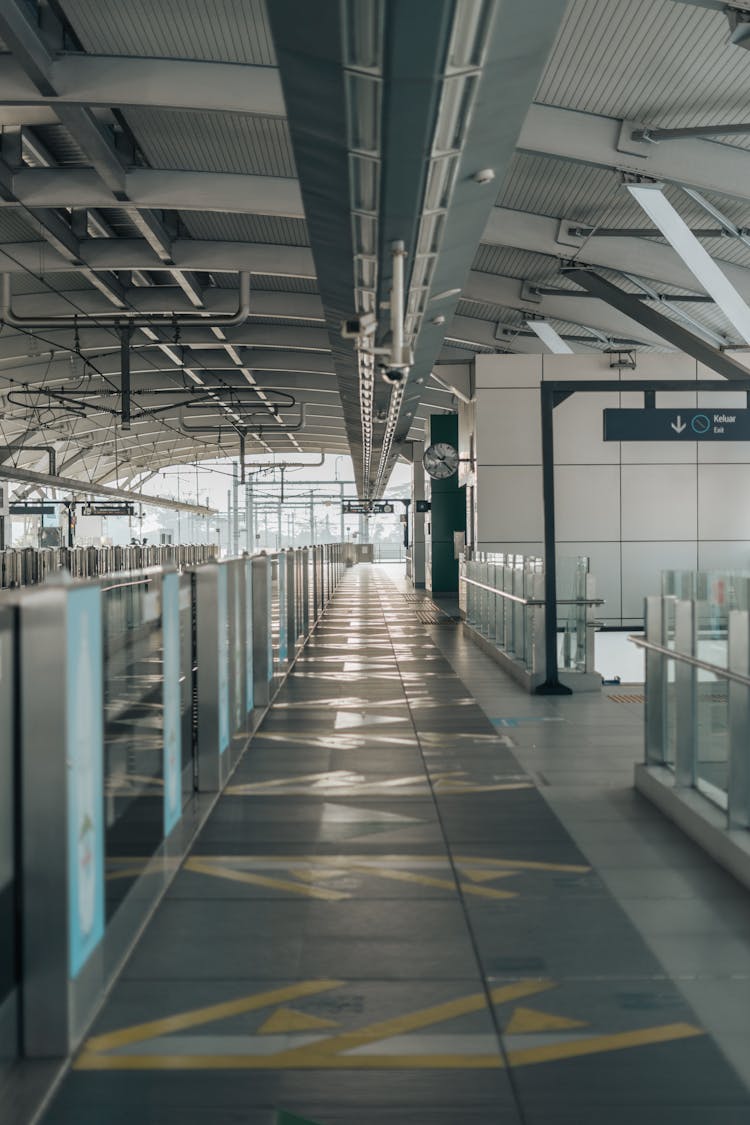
[468,354,750,626]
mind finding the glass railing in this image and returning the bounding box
[636,587,750,817]
[0,604,16,1081]
[459,551,600,687]
[0,542,346,1070]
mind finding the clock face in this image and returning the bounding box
[423,442,459,479]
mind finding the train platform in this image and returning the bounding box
[39,565,750,1124]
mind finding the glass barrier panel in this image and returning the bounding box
[101,572,165,921]
[179,571,195,801]
[695,667,729,809]
[0,605,17,1069]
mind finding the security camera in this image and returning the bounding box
[341,312,377,339]
[380,365,406,385]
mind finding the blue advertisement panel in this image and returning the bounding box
[66,586,105,980]
[217,565,230,753]
[278,553,288,663]
[244,559,254,711]
[162,573,182,836]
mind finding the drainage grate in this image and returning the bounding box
[607,693,645,703]
[414,610,448,623]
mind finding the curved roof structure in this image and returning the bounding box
[0,0,746,495]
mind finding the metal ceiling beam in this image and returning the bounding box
[0,323,330,361]
[0,239,316,276]
[563,269,750,380]
[461,269,667,347]
[8,167,304,216]
[517,102,750,209]
[480,206,750,306]
[5,285,324,320]
[0,55,286,117]
[0,464,217,513]
[384,0,569,474]
[0,348,336,381]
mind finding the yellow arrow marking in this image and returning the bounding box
[505,1006,588,1034]
[184,859,350,902]
[82,980,344,1055]
[458,868,520,884]
[269,979,556,1065]
[258,1007,339,1035]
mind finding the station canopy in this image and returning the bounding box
[0,0,746,498]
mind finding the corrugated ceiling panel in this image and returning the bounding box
[32,123,90,167]
[123,109,296,178]
[183,212,309,246]
[60,0,275,64]
[0,213,47,242]
[13,271,93,295]
[537,0,750,145]
[498,153,622,221]
[472,244,562,281]
[213,273,317,293]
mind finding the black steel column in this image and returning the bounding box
[537,384,572,695]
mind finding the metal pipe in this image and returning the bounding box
[391,240,407,370]
[0,271,251,328]
[632,123,750,143]
[178,402,308,434]
[630,634,750,688]
[0,444,56,474]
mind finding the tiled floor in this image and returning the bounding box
[41,565,750,1123]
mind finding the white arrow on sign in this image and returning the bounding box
[670,415,687,434]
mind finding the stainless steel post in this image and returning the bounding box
[302,547,310,635]
[644,595,666,767]
[251,555,272,707]
[312,545,319,622]
[286,549,296,658]
[674,599,697,789]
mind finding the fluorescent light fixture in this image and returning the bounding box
[627,182,750,346]
[525,319,574,354]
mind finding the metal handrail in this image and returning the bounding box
[629,634,750,688]
[460,575,604,607]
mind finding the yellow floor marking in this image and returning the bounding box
[286,867,348,882]
[507,1021,703,1067]
[454,856,591,874]
[82,980,344,1054]
[105,867,150,882]
[345,863,517,900]
[184,859,350,902]
[226,771,348,794]
[505,1006,588,1034]
[269,979,556,1065]
[434,781,534,794]
[459,868,521,884]
[74,1051,504,1071]
[258,1007,339,1035]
